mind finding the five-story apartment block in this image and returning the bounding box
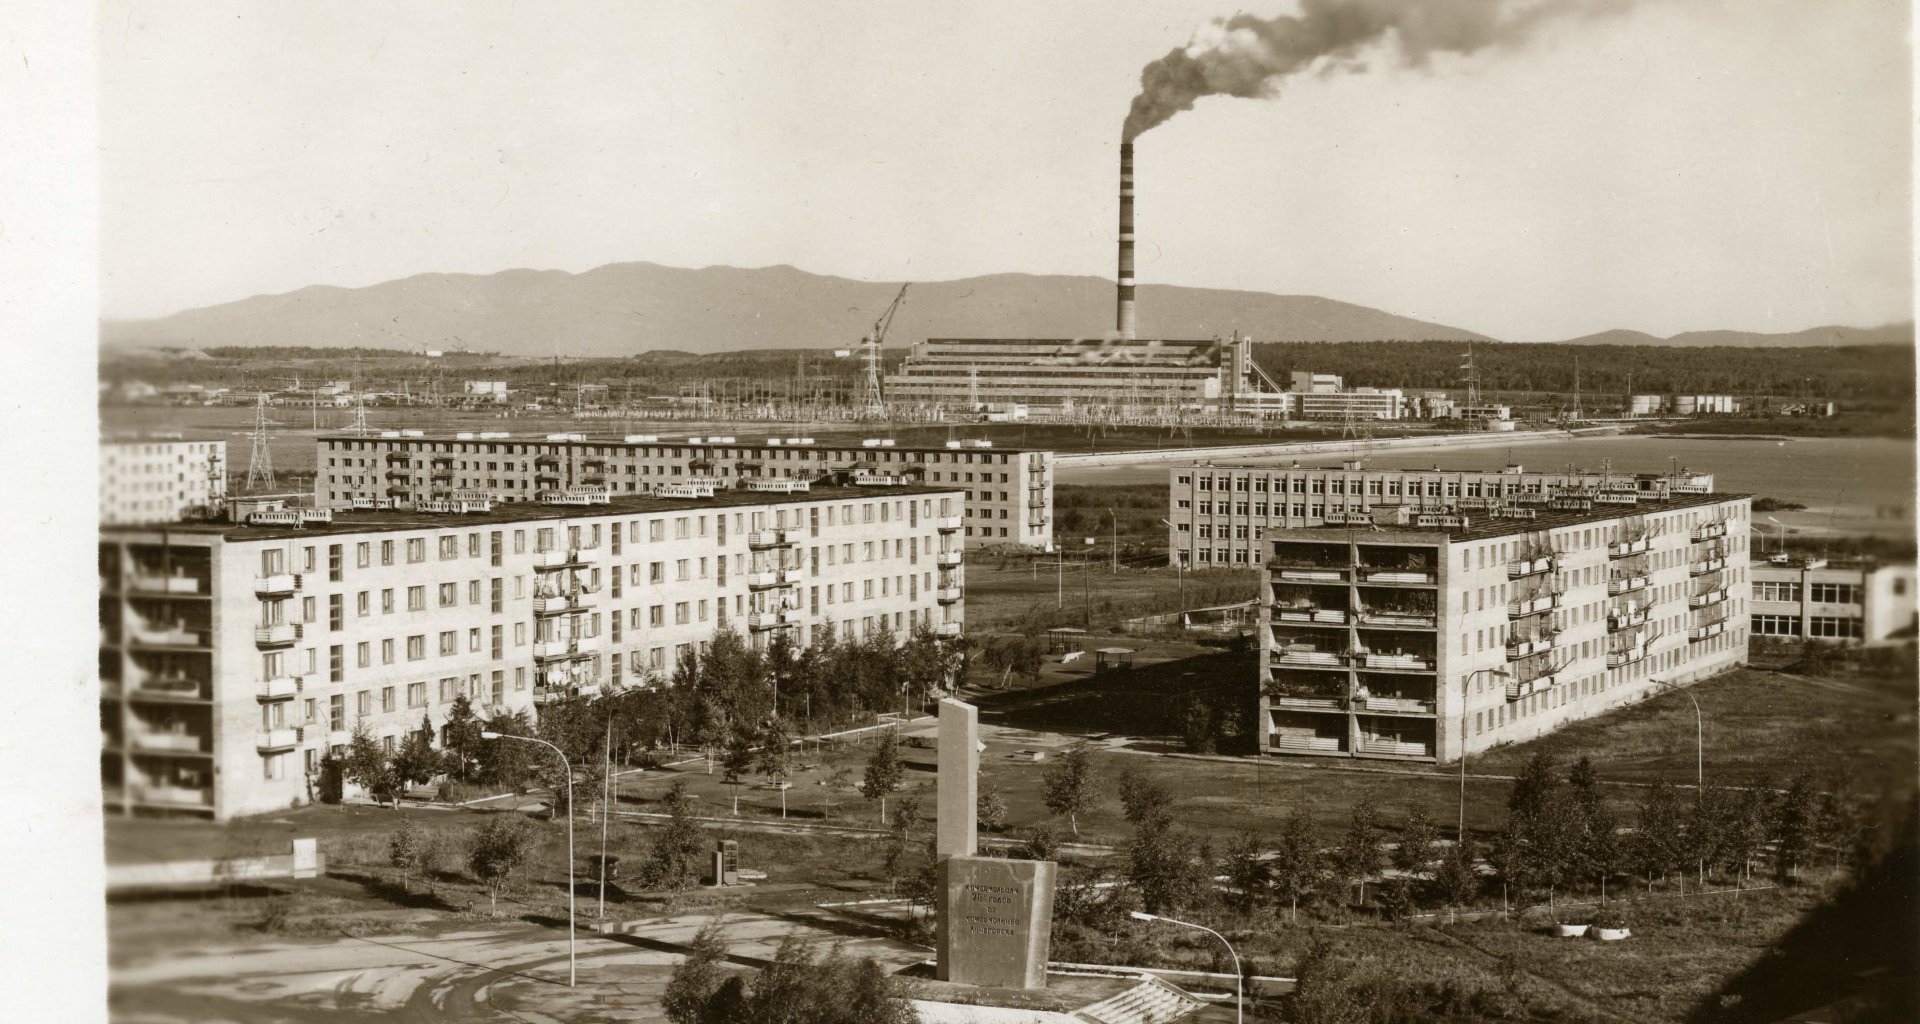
[100,484,965,819]
[1260,492,1750,763]
[100,437,227,525]
[316,432,1052,550]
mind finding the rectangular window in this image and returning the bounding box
[407,635,425,661]
[439,631,457,656]
[408,586,426,611]
[356,641,371,668]
[329,694,345,730]
[328,645,343,683]
[381,686,395,713]
[407,538,426,563]
[439,582,457,608]
[407,682,427,707]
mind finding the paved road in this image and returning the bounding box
[110,906,927,1023]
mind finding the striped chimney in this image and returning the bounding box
[1116,141,1136,340]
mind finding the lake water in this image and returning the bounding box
[1059,434,1916,539]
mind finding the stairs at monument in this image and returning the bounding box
[1074,976,1208,1024]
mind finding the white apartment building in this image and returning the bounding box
[1750,555,1916,642]
[1260,492,1751,763]
[100,484,966,819]
[1169,461,1717,568]
[316,432,1052,550]
[100,437,227,525]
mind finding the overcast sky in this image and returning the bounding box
[101,0,1911,340]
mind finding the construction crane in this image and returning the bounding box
[859,284,909,420]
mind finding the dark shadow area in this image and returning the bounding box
[970,649,1256,753]
[328,867,463,912]
[107,881,284,904]
[1686,799,1918,1024]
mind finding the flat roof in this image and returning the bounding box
[316,432,1038,454]
[1272,492,1750,545]
[103,484,961,543]
[1181,461,1685,477]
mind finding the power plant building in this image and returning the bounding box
[316,433,1053,550]
[1259,492,1751,763]
[882,334,1287,413]
[1168,461,1717,567]
[100,484,966,819]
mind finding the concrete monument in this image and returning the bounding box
[933,697,1055,990]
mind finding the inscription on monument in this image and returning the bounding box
[937,856,1056,989]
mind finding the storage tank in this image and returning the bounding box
[1672,395,1698,416]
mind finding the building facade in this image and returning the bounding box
[1749,555,1916,642]
[316,432,1053,550]
[100,484,965,819]
[100,437,227,525]
[1259,493,1751,763]
[1168,461,1717,568]
[882,334,1285,413]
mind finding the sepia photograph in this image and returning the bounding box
[4,1,1916,1021]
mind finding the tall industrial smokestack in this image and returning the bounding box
[1116,141,1136,340]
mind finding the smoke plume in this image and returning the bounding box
[1123,0,1629,141]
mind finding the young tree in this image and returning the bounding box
[1334,798,1384,906]
[388,816,426,892]
[1117,763,1172,827]
[824,765,854,820]
[1042,743,1099,837]
[976,783,1009,834]
[1634,781,1689,891]
[341,726,400,807]
[1772,769,1821,879]
[441,694,484,781]
[1284,939,1371,1024]
[477,708,538,791]
[662,921,731,1024]
[1433,842,1479,913]
[721,729,754,816]
[390,715,443,801]
[1392,808,1439,875]
[1127,811,1201,913]
[1222,831,1270,915]
[1270,813,1322,921]
[882,793,927,893]
[640,780,706,894]
[755,718,794,792]
[467,814,537,915]
[1025,823,1061,862]
[861,731,905,825]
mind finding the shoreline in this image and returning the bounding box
[1054,425,1624,469]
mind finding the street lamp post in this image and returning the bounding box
[482,730,576,987]
[1647,677,1704,799]
[1129,911,1240,1023]
[1158,518,1185,611]
[1458,667,1510,843]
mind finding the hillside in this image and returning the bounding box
[1556,323,1912,348]
[98,262,1492,356]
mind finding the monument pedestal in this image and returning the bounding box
[935,856,1056,990]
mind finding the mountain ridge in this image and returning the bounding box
[100,261,1910,354]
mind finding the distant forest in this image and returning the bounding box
[1249,340,1914,404]
[109,340,1912,406]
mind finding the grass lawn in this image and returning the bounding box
[959,562,1255,634]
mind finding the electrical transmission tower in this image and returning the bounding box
[244,393,278,491]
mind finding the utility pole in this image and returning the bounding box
[1109,509,1118,574]
[1056,553,1063,609]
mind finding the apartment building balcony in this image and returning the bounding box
[533,592,585,616]
[1608,573,1651,595]
[386,485,411,498]
[1507,634,1556,660]
[780,568,805,585]
[1356,608,1437,630]
[936,586,963,605]
[936,550,963,569]
[1609,536,1652,559]
[430,468,455,482]
[1361,652,1435,672]
[130,730,209,755]
[1508,592,1561,617]
[130,784,213,810]
[1692,521,1728,542]
[1691,588,1729,609]
[255,727,301,753]
[430,453,454,465]
[128,573,209,597]
[1273,638,1346,668]
[1689,621,1727,642]
[1268,732,1346,754]
[934,621,962,639]
[1507,554,1558,579]
[1354,729,1436,759]
[129,622,210,648]
[1274,606,1348,626]
[1608,607,1651,632]
[534,471,562,485]
[1358,568,1437,586]
[534,454,561,468]
[253,572,303,597]
[128,675,208,703]
[935,515,963,533]
[385,453,412,466]
[258,675,302,701]
[1270,561,1349,583]
[747,570,783,590]
[254,622,302,647]
[1606,647,1650,668]
[1506,673,1556,700]
[749,529,795,549]
[749,609,795,632]
[533,547,589,569]
[1690,555,1727,577]
[1356,695,1437,715]
[533,638,591,661]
